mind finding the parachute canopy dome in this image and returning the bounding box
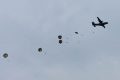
[59,40,63,44]
[75,32,78,34]
[3,53,8,58]
[58,35,62,39]
[38,48,42,52]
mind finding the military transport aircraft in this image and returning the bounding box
[92,17,108,28]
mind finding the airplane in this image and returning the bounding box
[92,17,108,28]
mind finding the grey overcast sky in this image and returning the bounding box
[0,0,120,80]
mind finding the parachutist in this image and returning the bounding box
[59,40,63,44]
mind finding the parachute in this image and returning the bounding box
[75,32,78,34]
[38,48,42,52]
[3,53,8,58]
[58,35,62,39]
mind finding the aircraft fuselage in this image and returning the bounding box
[92,17,108,28]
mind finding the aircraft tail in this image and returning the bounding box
[92,22,96,27]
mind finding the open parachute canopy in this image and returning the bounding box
[3,53,8,58]
[38,48,42,52]
[58,35,62,39]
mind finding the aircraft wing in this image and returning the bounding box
[97,17,102,23]
[102,25,105,28]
